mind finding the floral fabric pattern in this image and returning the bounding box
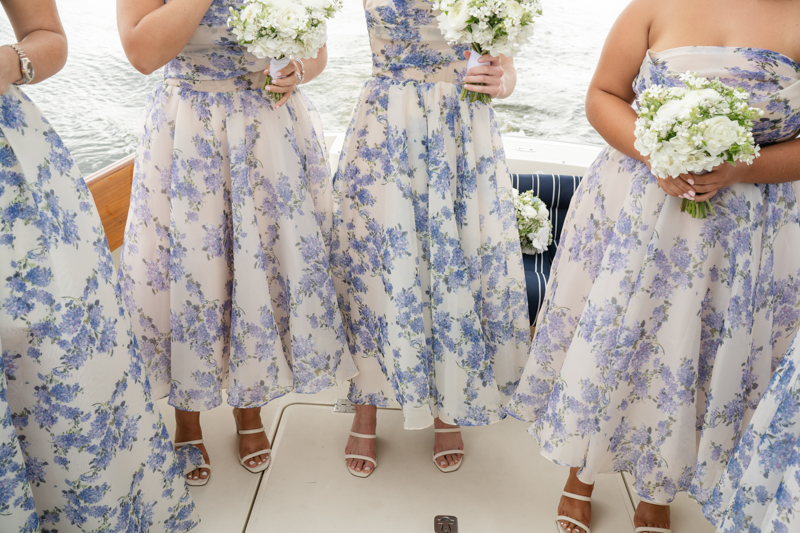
[119,0,357,412]
[506,47,800,504]
[0,86,198,532]
[330,0,530,429]
[705,332,800,533]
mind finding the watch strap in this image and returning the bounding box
[7,44,33,85]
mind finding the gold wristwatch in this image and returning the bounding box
[7,44,34,85]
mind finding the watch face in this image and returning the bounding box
[25,62,34,80]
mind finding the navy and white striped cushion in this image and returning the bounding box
[510,174,583,324]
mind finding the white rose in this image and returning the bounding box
[504,1,524,20]
[521,204,537,219]
[702,116,739,156]
[445,1,471,31]
[528,226,550,253]
[275,3,307,33]
[240,3,261,22]
[535,203,548,219]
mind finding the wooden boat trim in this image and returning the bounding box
[85,154,134,252]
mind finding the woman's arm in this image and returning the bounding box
[117,0,214,75]
[0,0,67,92]
[586,0,701,201]
[585,0,653,163]
[264,45,328,109]
[463,53,516,99]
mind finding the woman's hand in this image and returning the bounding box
[463,51,515,99]
[264,60,301,109]
[656,173,700,201]
[653,162,745,203]
[687,163,746,200]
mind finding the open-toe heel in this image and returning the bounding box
[634,500,671,533]
[432,427,464,473]
[556,491,592,533]
[344,431,377,478]
[234,420,271,474]
[175,439,211,487]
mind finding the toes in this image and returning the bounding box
[363,462,372,473]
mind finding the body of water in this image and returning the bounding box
[0,0,628,176]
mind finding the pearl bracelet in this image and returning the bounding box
[294,59,305,84]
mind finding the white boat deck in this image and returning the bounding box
[124,135,713,533]
[156,387,715,533]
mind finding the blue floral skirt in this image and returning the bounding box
[330,76,531,429]
[506,146,800,504]
[0,87,198,532]
[704,332,800,532]
[119,79,357,411]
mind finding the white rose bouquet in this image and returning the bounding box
[432,0,542,103]
[513,188,552,255]
[228,0,342,102]
[634,72,763,218]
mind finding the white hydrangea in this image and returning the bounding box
[513,188,552,255]
[633,72,763,218]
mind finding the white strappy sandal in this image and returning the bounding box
[175,439,211,487]
[634,500,672,533]
[344,431,377,478]
[556,491,592,533]
[235,424,271,474]
[432,428,464,473]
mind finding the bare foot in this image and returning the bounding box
[174,410,210,483]
[557,468,593,533]
[433,418,463,469]
[345,405,377,475]
[634,501,671,533]
[233,407,270,469]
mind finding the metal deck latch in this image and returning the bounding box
[332,398,355,413]
[434,515,458,533]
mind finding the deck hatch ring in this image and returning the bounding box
[434,515,458,533]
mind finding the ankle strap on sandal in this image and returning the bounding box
[237,426,266,436]
[349,431,376,439]
[434,428,461,433]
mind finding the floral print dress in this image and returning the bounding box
[119,0,357,412]
[506,47,800,504]
[704,332,800,533]
[330,0,531,429]
[0,86,198,532]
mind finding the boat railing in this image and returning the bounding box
[84,154,134,252]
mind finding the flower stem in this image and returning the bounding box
[262,75,281,103]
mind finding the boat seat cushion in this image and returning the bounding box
[509,173,584,324]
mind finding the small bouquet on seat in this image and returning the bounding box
[513,188,552,255]
[633,72,763,218]
[228,0,342,102]
[432,0,542,103]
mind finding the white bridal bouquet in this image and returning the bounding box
[513,188,552,255]
[228,0,342,102]
[634,72,763,218]
[432,0,542,103]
